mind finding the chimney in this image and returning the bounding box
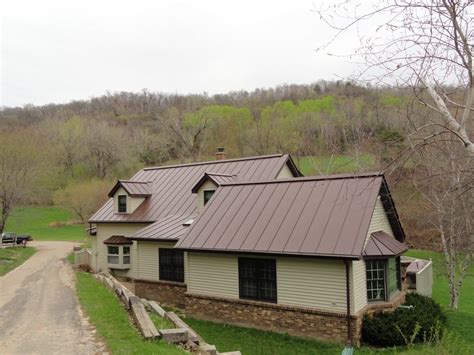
[215,147,227,160]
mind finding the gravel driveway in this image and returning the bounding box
[0,241,106,354]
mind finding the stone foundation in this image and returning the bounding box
[185,293,363,344]
[135,279,187,309]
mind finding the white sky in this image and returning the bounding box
[1,0,364,107]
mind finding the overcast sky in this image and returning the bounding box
[1,0,363,107]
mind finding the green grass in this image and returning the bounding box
[294,154,377,176]
[5,206,87,242]
[0,247,36,276]
[149,312,174,330]
[75,272,185,354]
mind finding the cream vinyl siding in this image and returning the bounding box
[277,164,294,179]
[350,260,367,313]
[367,198,394,238]
[113,187,146,214]
[92,223,149,277]
[187,253,239,299]
[136,241,187,283]
[187,252,350,313]
[278,257,347,313]
[196,180,218,213]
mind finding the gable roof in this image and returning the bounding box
[363,231,408,258]
[191,172,237,193]
[108,180,153,197]
[175,173,405,259]
[90,153,300,223]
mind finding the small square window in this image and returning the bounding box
[118,195,127,213]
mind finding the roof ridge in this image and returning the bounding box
[142,154,285,171]
[218,172,383,187]
[205,172,237,177]
[119,179,152,184]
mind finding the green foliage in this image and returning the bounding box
[381,95,403,106]
[75,272,185,354]
[362,293,447,347]
[5,206,86,242]
[0,247,36,276]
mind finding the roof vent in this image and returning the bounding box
[183,219,195,226]
[215,147,227,160]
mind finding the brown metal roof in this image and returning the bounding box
[176,173,402,258]
[363,231,408,258]
[108,180,153,197]
[128,214,196,241]
[90,154,300,224]
[191,172,236,193]
[103,235,133,245]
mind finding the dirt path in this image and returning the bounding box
[0,241,106,354]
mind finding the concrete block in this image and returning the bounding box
[159,328,188,343]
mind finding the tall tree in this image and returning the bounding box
[317,0,474,308]
[0,130,44,233]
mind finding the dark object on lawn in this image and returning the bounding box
[17,235,32,247]
[362,293,446,347]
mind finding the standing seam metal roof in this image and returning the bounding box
[175,174,400,258]
[89,154,298,224]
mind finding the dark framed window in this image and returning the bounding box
[159,249,184,283]
[118,195,127,213]
[203,190,215,205]
[238,258,277,303]
[366,259,386,301]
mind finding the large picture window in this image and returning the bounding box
[118,195,127,213]
[238,258,277,303]
[159,249,184,283]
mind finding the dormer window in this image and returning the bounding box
[203,190,215,205]
[118,195,127,213]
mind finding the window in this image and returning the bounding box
[238,258,277,303]
[118,195,127,213]
[159,249,184,283]
[107,245,131,268]
[366,259,386,301]
[366,258,401,302]
[203,190,215,205]
[123,246,131,265]
[107,246,119,264]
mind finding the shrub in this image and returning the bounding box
[362,293,447,347]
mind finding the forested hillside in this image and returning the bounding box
[0,81,467,243]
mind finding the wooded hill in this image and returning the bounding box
[0,81,468,244]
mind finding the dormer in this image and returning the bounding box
[191,172,236,213]
[108,180,152,214]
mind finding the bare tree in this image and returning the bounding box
[316,0,474,308]
[0,130,43,233]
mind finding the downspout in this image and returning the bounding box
[344,259,353,346]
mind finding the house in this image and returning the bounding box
[89,151,408,344]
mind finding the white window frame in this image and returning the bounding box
[107,245,131,269]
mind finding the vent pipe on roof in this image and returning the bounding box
[215,147,227,160]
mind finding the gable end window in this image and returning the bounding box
[203,190,215,205]
[238,258,277,303]
[118,195,127,213]
[159,249,184,283]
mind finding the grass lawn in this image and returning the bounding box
[75,272,185,354]
[5,206,87,242]
[294,154,377,176]
[0,247,36,276]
